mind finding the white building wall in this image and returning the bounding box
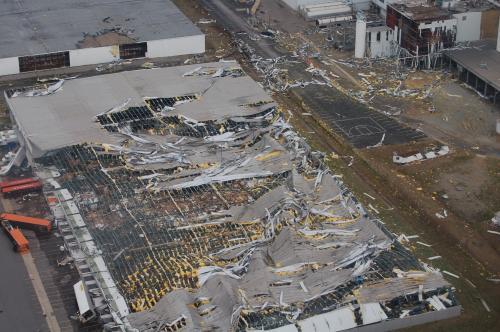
[69,46,120,67]
[367,29,395,58]
[355,18,367,58]
[453,11,481,42]
[283,0,345,10]
[0,35,205,77]
[497,17,500,52]
[147,35,205,58]
[0,57,20,76]
[418,19,457,33]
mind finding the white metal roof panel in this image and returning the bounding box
[298,306,357,331]
[74,280,91,314]
[360,302,388,325]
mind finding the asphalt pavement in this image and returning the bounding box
[0,215,49,332]
[295,82,427,148]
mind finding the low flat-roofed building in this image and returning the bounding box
[444,39,500,104]
[0,0,205,76]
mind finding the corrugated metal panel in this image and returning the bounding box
[251,324,299,332]
[69,46,119,67]
[0,57,20,76]
[298,306,357,331]
[360,303,388,325]
[74,281,91,314]
[147,35,205,58]
[58,188,74,201]
[317,15,353,25]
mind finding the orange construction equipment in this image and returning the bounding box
[0,177,39,189]
[1,221,29,253]
[0,213,51,232]
[1,180,42,195]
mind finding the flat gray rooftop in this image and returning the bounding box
[6,62,273,157]
[0,0,202,58]
[445,40,500,91]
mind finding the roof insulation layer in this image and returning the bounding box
[6,62,273,158]
[0,0,202,58]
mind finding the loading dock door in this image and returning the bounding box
[18,51,70,72]
[119,42,147,59]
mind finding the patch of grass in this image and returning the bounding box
[478,158,500,218]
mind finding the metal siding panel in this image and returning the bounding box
[146,35,205,58]
[70,46,119,67]
[0,57,20,76]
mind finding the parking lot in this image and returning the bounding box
[297,83,427,148]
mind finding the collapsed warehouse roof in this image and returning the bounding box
[5,62,270,159]
[6,64,459,331]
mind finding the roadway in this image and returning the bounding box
[0,200,49,332]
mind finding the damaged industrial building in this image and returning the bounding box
[354,0,500,65]
[4,62,460,331]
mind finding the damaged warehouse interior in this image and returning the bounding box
[3,62,461,331]
[2,0,500,330]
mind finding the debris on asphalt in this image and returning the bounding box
[443,270,460,279]
[393,146,450,165]
[363,192,375,200]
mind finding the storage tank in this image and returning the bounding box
[354,14,366,58]
[497,17,500,53]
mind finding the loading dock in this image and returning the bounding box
[444,40,500,105]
